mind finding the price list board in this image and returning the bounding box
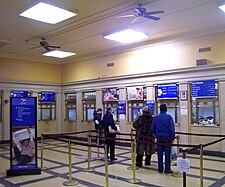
[157,83,178,99]
[192,80,216,98]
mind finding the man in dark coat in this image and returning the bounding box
[152,104,175,174]
[133,107,153,167]
[103,107,119,161]
[93,108,103,144]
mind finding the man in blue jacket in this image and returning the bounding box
[152,104,175,174]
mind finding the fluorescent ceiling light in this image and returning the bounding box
[20,2,77,24]
[43,50,76,58]
[218,1,225,12]
[104,29,149,44]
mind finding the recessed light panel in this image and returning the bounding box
[20,2,77,24]
[43,50,76,58]
[104,29,149,43]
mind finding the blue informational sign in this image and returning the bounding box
[11,98,36,126]
[157,83,178,99]
[192,80,216,98]
[146,100,155,115]
[118,100,126,115]
[10,97,38,172]
[11,90,29,97]
[40,92,55,102]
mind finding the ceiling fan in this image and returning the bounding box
[30,38,61,51]
[117,3,165,23]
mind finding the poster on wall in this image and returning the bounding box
[11,90,29,97]
[102,88,118,101]
[157,83,178,99]
[118,101,126,115]
[40,91,55,103]
[146,100,155,115]
[191,80,216,98]
[7,97,41,176]
[127,86,143,100]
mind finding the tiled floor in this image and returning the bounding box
[0,140,225,187]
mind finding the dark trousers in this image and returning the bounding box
[105,136,116,160]
[157,140,172,173]
[96,129,103,145]
[13,147,32,165]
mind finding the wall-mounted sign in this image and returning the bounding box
[40,92,55,103]
[146,100,154,115]
[192,80,216,98]
[118,100,126,115]
[11,90,29,97]
[127,86,143,100]
[83,91,96,99]
[157,83,178,99]
[103,88,118,101]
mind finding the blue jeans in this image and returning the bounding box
[157,140,172,173]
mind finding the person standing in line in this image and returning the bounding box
[103,107,119,161]
[93,108,104,145]
[133,107,153,167]
[152,104,175,174]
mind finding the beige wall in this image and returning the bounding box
[61,31,225,83]
[0,57,61,83]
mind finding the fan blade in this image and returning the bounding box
[48,45,61,49]
[143,15,160,21]
[117,14,134,18]
[131,16,141,24]
[145,10,165,15]
[30,46,41,49]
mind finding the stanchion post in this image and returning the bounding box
[127,139,141,184]
[182,149,187,187]
[200,144,204,187]
[63,140,78,186]
[127,137,134,170]
[129,129,134,160]
[172,136,182,178]
[83,135,95,172]
[40,134,48,170]
[41,134,44,169]
[177,136,180,157]
[105,144,109,187]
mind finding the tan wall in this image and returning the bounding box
[0,57,61,83]
[61,31,225,83]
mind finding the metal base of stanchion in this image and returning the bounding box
[83,168,95,172]
[63,181,78,186]
[127,178,142,184]
[171,171,182,178]
[127,166,139,170]
[171,162,177,166]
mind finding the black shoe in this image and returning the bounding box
[164,170,173,174]
[158,171,163,174]
[136,163,142,167]
[110,158,118,161]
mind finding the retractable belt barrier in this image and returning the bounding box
[41,130,225,187]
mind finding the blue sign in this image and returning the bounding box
[11,98,36,126]
[157,83,178,99]
[40,92,55,103]
[11,90,29,97]
[118,101,126,115]
[192,80,216,98]
[146,100,154,115]
[10,97,38,172]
